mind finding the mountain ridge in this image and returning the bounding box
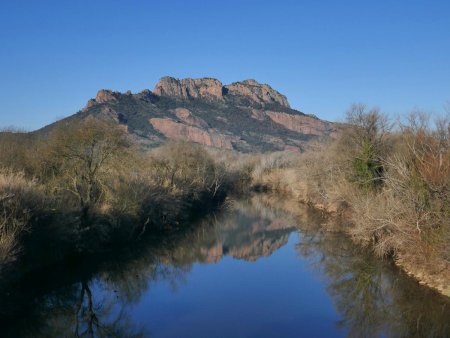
[38,77,337,152]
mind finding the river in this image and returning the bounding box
[1,195,449,337]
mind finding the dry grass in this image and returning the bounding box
[249,145,352,213]
[0,170,45,265]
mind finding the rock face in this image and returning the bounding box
[224,80,290,108]
[266,111,332,136]
[153,77,224,101]
[149,118,235,149]
[153,76,290,108]
[250,109,267,121]
[82,90,121,111]
[173,108,209,128]
[95,90,120,103]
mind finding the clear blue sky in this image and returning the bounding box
[1,0,449,130]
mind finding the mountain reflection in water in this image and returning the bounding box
[1,196,449,337]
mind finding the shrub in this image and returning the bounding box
[347,112,450,259]
[148,142,226,199]
[0,170,45,265]
[340,103,391,190]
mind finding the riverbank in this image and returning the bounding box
[246,107,449,297]
[251,169,450,297]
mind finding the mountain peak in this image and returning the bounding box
[153,77,224,101]
[224,80,290,108]
[95,89,121,103]
[152,76,290,108]
[241,79,259,85]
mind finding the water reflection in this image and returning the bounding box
[258,194,450,337]
[296,229,450,338]
[1,196,449,337]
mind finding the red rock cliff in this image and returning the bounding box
[153,77,290,108]
[225,79,290,108]
[153,77,224,101]
[149,118,235,149]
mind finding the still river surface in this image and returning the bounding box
[2,195,450,337]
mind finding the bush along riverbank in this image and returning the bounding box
[250,105,450,297]
[0,118,252,280]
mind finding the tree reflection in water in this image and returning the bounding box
[3,279,146,337]
[1,196,449,337]
[72,280,141,337]
[295,216,450,338]
[1,198,296,337]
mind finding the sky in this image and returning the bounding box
[1,0,449,130]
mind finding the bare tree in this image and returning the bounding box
[49,117,130,225]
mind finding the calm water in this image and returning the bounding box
[1,195,450,337]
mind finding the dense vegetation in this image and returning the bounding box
[251,105,450,293]
[0,117,250,274]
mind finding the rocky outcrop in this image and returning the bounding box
[266,111,333,136]
[153,77,224,101]
[153,77,290,108]
[95,90,121,103]
[82,90,122,111]
[83,99,96,111]
[149,118,234,149]
[173,108,209,128]
[250,109,266,121]
[224,80,290,108]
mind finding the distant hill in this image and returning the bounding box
[37,77,337,152]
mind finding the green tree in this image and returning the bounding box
[342,103,391,190]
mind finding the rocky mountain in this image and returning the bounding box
[42,77,337,152]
